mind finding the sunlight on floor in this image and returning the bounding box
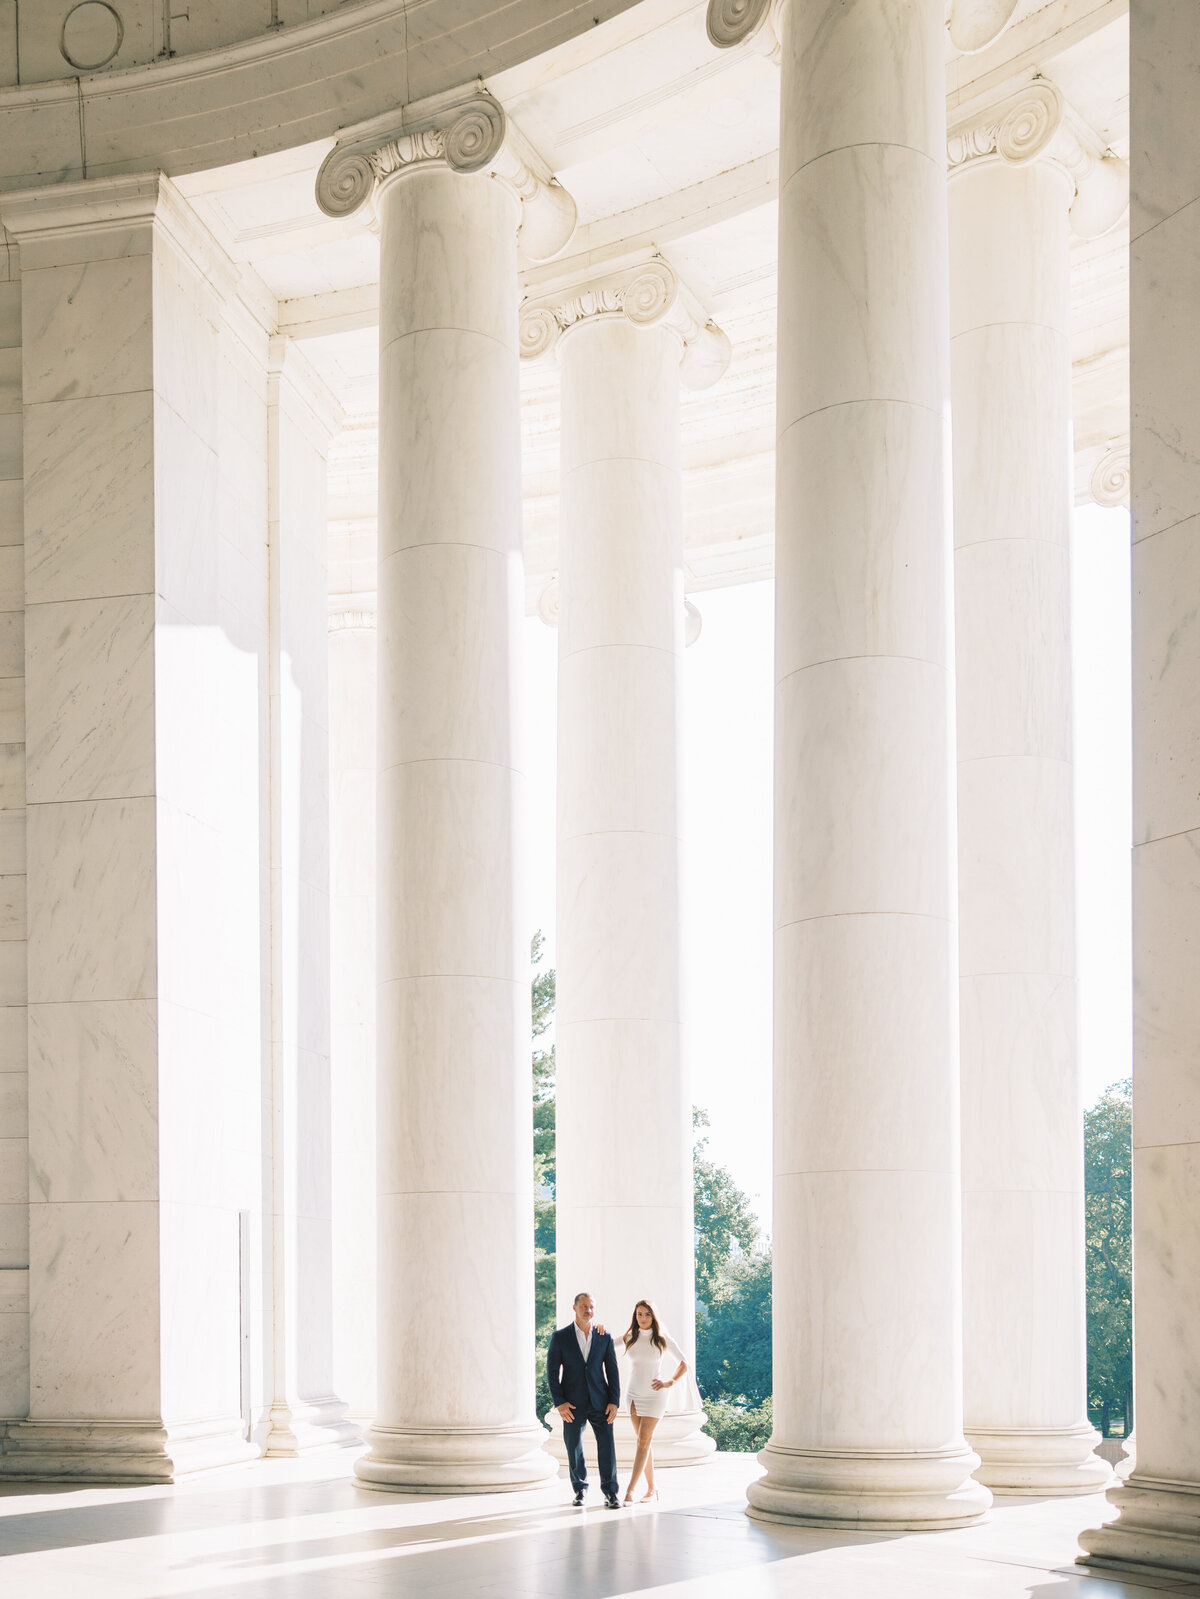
[1,1449,1197,1599]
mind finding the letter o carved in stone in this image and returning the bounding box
[61,1,124,71]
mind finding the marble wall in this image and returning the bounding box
[0,228,26,1421]
[0,174,272,1474]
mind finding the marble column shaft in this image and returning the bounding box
[263,339,355,1456]
[0,235,28,1422]
[950,152,1107,1495]
[1081,0,1200,1577]
[554,310,712,1465]
[360,159,553,1492]
[748,0,989,1529]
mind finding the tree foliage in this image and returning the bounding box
[693,1107,773,1445]
[532,934,557,1419]
[1085,1077,1132,1437]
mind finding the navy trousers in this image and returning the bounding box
[563,1408,618,1497]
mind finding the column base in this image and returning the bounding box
[746,1440,992,1530]
[354,1420,558,1493]
[0,1416,259,1482]
[543,1404,717,1468]
[1079,1474,1200,1580]
[967,1423,1111,1495]
[263,1395,361,1456]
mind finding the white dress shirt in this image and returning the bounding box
[574,1320,593,1362]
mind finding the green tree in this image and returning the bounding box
[692,1107,773,1449]
[531,934,557,1420]
[693,1108,760,1303]
[1085,1077,1133,1438]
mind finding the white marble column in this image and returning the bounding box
[0,231,28,1423]
[712,0,988,1528]
[262,339,356,1456]
[0,174,267,1480]
[316,89,573,1491]
[521,263,728,1467]
[949,84,1125,1497]
[1081,0,1200,1578]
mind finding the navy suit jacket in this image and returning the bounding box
[547,1322,620,1415]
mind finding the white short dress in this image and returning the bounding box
[623,1331,685,1420]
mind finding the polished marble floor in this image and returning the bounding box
[1,1447,1198,1599]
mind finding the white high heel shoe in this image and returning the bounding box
[640,1487,659,1503]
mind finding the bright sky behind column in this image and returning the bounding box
[523,502,1133,1237]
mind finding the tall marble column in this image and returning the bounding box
[949,83,1126,1497]
[1081,0,1200,1578]
[711,0,988,1529]
[316,89,574,1491]
[262,338,356,1456]
[0,230,28,1425]
[521,263,728,1467]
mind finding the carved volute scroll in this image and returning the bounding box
[947,81,1129,240]
[315,88,576,263]
[519,258,732,390]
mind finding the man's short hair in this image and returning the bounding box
[573,1291,591,1306]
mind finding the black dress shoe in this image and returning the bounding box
[604,1492,622,1509]
[572,1488,585,1506]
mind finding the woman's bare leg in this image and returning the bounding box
[626,1402,655,1499]
[640,1415,661,1495]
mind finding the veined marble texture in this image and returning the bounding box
[1083,1,1200,1571]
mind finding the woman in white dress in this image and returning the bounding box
[621,1299,687,1503]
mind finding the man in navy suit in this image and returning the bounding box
[546,1291,622,1507]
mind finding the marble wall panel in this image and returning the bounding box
[26,1000,158,1206]
[23,392,155,604]
[28,1199,161,1419]
[0,1265,29,1418]
[24,594,156,804]
[26,797,157,1005]
[20,253,154,406]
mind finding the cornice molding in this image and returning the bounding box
[519,257,732,390]
[315,87,576,264]
[946,80,1129,238]
[1089,441,1130,509]
[329,603,378,634]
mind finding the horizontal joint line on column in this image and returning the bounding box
[951,320,1068,341]
[961,970,1073,979]
[776,652,945,685]
[560,828,680,841]
[561,641,678,664]
[1135,1137,1200,1151]
[378,755,519,776]
[563,455,678,473]
[776,1166,957,1177]
[777,395,942,440]
[379,326,513,359]
[955,535,1070,552]
[780,141,941,188]
[378,541,515,560]
[379,974,521,985]
[957,753,1071,768]
[776,910,952,930]
[379,1189,522,1197]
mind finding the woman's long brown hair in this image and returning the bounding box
[623,1299,666,1352]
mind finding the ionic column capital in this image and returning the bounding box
[705,0,782,57]
[947,81,1129,239]
[315,87,576,263]
[1089,440,1131,509]
[706,0,1020,55]
[519,258,732,390]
